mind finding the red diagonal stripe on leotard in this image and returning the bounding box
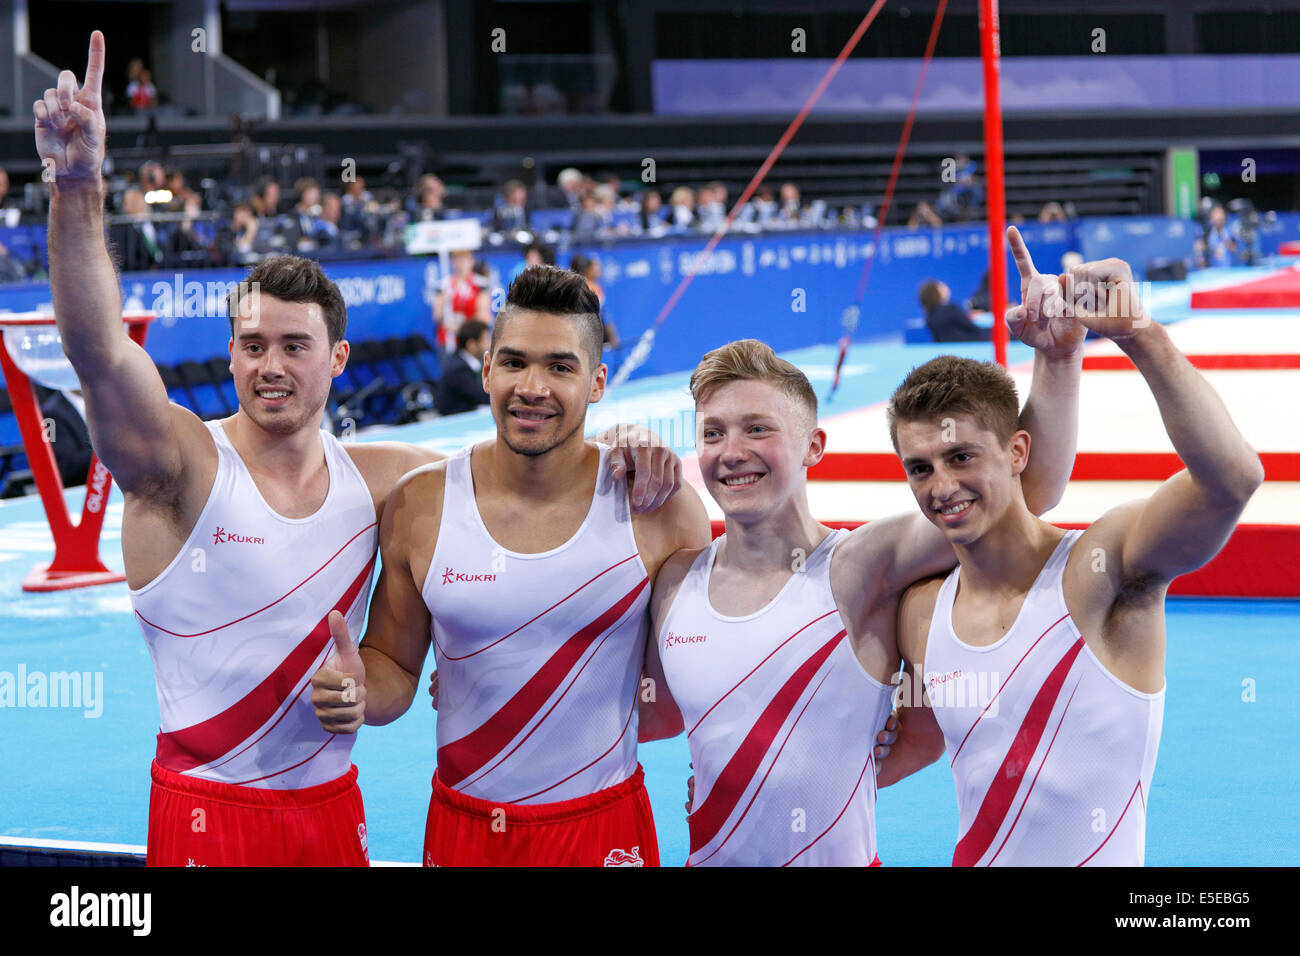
[692,664,837,866]
[986,678,1082,866]
[688,608,840,737]
[951,636,1085,867]
[950,613,1069,768]
[154,556,375,772]
[688,630,846,856]
[435,576,648,788]
[458,602,638,794]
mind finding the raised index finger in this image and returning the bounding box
[1006,225,1038,280]
[83,31,106,102]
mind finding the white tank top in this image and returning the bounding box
[425,443,650,804]
[659,529,894,866]
[130,421,378,789]
[924,530,1165,866]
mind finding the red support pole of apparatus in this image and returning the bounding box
[979,0,1009,367]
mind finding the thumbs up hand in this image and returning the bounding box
[311,610,367,734]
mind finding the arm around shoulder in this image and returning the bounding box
[877,577,947,788]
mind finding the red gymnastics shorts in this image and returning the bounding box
[146,760,369,867]
[423,764,659,867]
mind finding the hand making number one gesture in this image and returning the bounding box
[33,30,108,186]
[1007,224,1150,350]
[1005,225,1086,359]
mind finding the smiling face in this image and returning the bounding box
[229,295,347,436]
[895,413,1029,547]
[485,308,605,458]
[696,379,823,522]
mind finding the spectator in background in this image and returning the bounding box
[251,177,282,218]
[1195,203,1237,268]
[668,186,695,231]
[246,178,290,250]
[570,192,606,240]
[697,181,728,233]
[557,167,585,209]
[126,62,157,112]
[472,259,495,305]
[32,384,94,488]
[934,155,982,223]
[163,168,197,212]
[774,182,805,229]
[125,59,144,103]
[288,179,323,250]
[592,184,619,234]
[165,193,210,266]
[317,192,342,247]
[220,202,261,264]
[433,249,491,351]
[110,186,165,272]
[0,166,13,206]
[602,174,637,212]
[492,179,530,233]
[639,189,666,235]
[1038,201,1068,224]
[0,241,28,281]
[908,200,943,229]
[435,319,492,417]
[412,174,447,222]
[341,176,373,237]
[138,160,166,198]
[509,241,554,284]
[570,254,621,353]
[918,278,988,343]
[745,187,777,229]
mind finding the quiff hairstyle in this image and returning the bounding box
[227,255,347,344]
[887,355,1020,450]
[690,339,818,429]
[494,264,604,366]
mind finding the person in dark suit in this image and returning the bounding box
[109,186,165,272]
[492,180,530,234]
[435,319,492,416]
[33,385,94,488]
[919,278,988,343]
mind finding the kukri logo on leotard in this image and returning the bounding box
[440,567,498,585]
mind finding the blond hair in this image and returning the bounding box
[690,339,817,428]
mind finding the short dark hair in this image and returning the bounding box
[918,279,947,311]
[227,255,347,345]
[568,253,591,275]
[493,265,603,367]
[887,356,1020,450]
[457,319,490,351]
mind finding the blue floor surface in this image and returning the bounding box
[1,335,1296,865]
